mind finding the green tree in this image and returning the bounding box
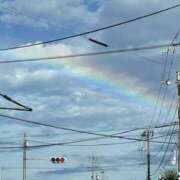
[160,169,178,180]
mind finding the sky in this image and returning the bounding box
[0,0,180,179]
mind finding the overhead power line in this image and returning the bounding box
[0,120,177,140]
[1,3,180,51]
[149,29,180,164]
[0,164,137,170]
[0,114,178,137]
[149,28,180,128]
[151,124,176,176]
[0,113,177,151]
[28,133,177,148]
[0,114,177,140]
[0,42,180,64]
[0,133,176,150]
[151,103,178,176]
[28,139,138,146]
[0,113,145,138]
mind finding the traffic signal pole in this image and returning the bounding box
[22,134,27,180]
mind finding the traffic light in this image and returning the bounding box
[50,157,65,164]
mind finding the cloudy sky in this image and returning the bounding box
[0,0,179,179]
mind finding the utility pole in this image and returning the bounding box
[141,129,153,180]
[91,156,96,180]
[147,130,150,180]
[161,71,180,179]
[22,133,27,180]
[1,168,3,180]
[90,156,106,180]
[100,171,106,180]
[176,71,180,179]
[90,156,101,180]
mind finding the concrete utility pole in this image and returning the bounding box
[161,71,180,179]
[90,156,102,180]
[22,133,27,180]
[1,168,3,180]
[141,129,153,180]
[147,130,151,180]
[176,71,180,179]
[91,156,96,180]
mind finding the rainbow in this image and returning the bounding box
[2,47,169,114]
[44,60,156,109]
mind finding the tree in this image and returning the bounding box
[159,169,178,180]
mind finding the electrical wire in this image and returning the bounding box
[0,42,180,64]
[28,139,138,146]
[0,134,176,150]
[27,133,177,147]
[146,30,179,169]
[156,49,179,170]
[0,2,180,51]
[0,115,176,151]
[149,28,180,128]
[0,120,176,144]
[0,164,141,170]
[152,104,178,160]
[151,97,178,160]
[160,135,177,171]
[151,104,178,176]
[130,53,162,65]
[153,46,176,127]
[0,114,178,141]
[150,29,180,163]
[151,125,176,177]
[0,125,177,151]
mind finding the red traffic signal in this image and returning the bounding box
[51,157,65,164]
